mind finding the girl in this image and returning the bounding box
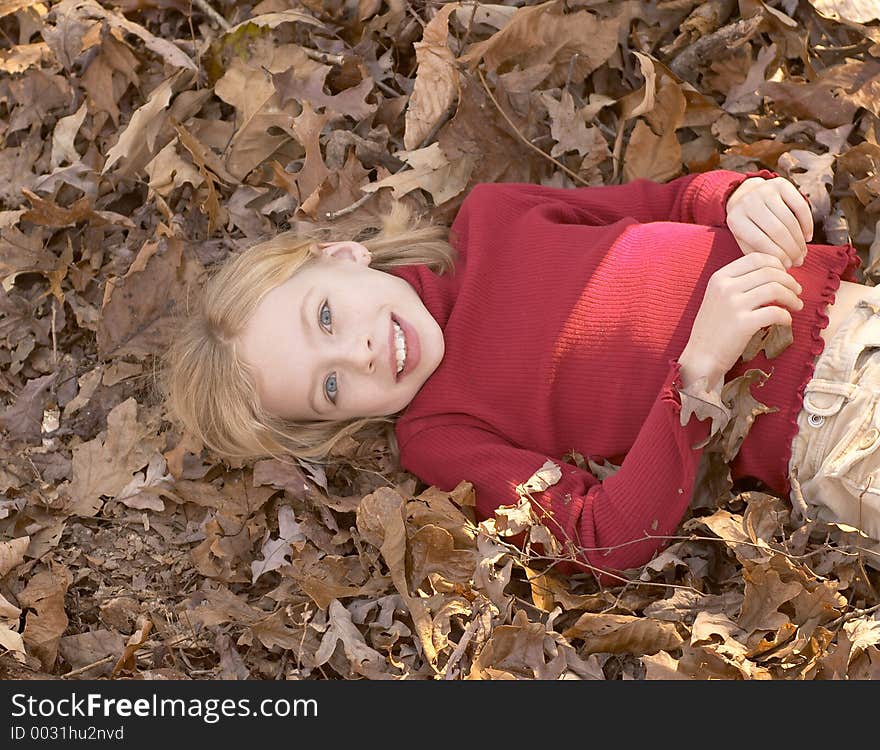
[161,168,876,582]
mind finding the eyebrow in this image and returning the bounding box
[300,288,323,416]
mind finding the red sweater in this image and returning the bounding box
[389,169,860,580]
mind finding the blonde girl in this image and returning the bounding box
[161,168,876,581]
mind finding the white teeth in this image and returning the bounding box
[393,320,407,375]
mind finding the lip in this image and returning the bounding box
[390,313,420,382]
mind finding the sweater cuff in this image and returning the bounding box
[695,168,779,227]
[663,358,726,451]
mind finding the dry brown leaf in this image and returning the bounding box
[66,397,164,517]
[101,74,181,175]
[679,377,732,449]
[0,1,43,19]
[144,139,203,197]
[362,142,473,205]
[110,616,152,677]
[408,524,477,590]
[0,535,29,576]
[224,9,325,35]
[59,630,125,678]
[0,372,58,444]
[273,64,376,122]
[458,1,619,89]
[738,563,802,636]
[213,55,296,181]
[0,591,21,620]
[711,368,778,462]
[562,612,683,656]
[623,77,686,182]
[313,599,386,677]
[97,236,203,360]
[0,626,27,661]
[250,505,305,583]
[808,0,880,23]
[356,487,437,664]
[18,564,72,671]
[642,649,691,679]
[467,609,552,679]
[404,3,460,150]
[688,610,772,679]
[62,0,197,71]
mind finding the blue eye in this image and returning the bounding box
[324,373,338,404]
[318,300,336,405]
[319,300,332,330]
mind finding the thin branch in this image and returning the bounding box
[475,66,590,187]
[668,15,764,85]
[302,47,344,66]
[323,102,457,221]
[191,0,231,31]
[61,634,195,679]
[443,603,487,679]
[827,602,880,630]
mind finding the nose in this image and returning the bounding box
[339,331,374,373]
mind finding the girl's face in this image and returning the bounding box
[236,241,445,422]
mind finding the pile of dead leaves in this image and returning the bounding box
[2,0,880,681]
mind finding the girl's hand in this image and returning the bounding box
[679,252,803,389]
[725,176,814,269]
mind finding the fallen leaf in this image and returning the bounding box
[18,564,72,671]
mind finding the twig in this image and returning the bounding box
[481,523,706,596]
[668,15,764,85]
[323,102,457,221]
[374,78,399,98]
[50,298,57,366]
[856,474,879,599]
[827,602,880,630]
[191,0,231,31]
[61,634,194,679]
[302,48,344,66]
[443,604,486,679]
[404,1,427,29]
[476,67,589,187]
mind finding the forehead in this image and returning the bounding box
[235,258,343,417]
[237,273,303,391]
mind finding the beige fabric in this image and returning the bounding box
[789,284,880,561]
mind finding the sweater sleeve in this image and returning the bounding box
[397,358,712,585]
[475,169,779,228]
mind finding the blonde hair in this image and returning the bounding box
[157,201,457,467]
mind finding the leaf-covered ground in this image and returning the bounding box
[2,0,880,681]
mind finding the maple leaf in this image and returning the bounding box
[250,505,306,583]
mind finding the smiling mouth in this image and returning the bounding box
[391,315,406,380]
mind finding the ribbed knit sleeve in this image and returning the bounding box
[470,169,778,228]
[398,358,712,584]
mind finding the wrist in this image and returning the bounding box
[725,177,764,213]
[678,347,723,392]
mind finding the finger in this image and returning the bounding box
[727,216,790,267]
[751,204,803,266]
[742,281,804,312]
[748,305,793,329]
[777,179,814,243]
[733,266,803,296]
[723,250,787,277]
[768,193,808,256]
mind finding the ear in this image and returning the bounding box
[315,241,372,265]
